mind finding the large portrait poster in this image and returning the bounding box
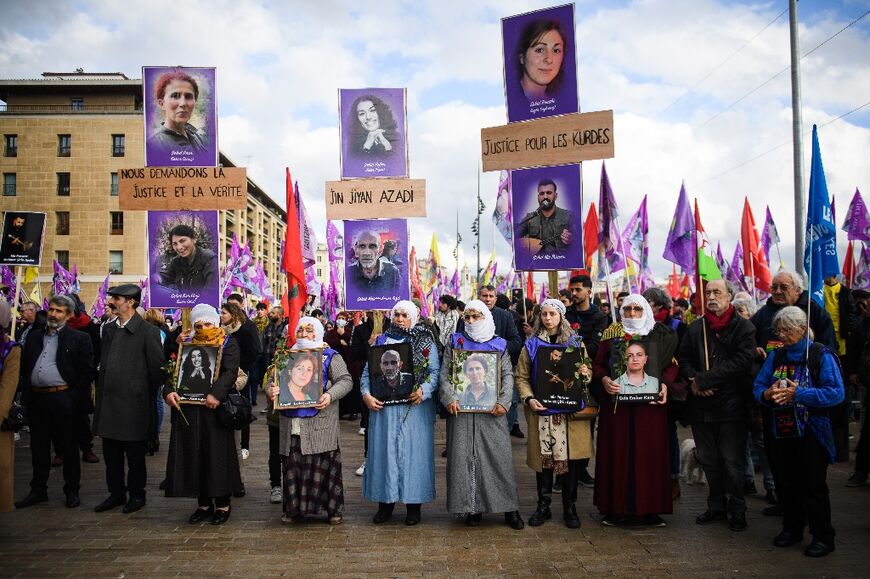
[502,4,578,123]
[143,66,218,167]
[0,211,46,266]
[147,210,220,308]
[339,88,408,179]
[343,218,410,310]
[511,163,583,271]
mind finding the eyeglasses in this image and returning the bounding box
[623,306,644,313]
[770,284,793,291]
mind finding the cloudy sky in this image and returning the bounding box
[2,0,868,283]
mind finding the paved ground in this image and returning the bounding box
[1,410,868,577]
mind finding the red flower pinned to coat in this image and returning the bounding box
[170,353,177,360]
[422,348,431,358]
[571,322,580,330]
[457,337,465,347]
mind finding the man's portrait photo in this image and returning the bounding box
[533,345,586,412]
[147,210,220,308]
[0,211,46,266]
[368,344,415,404]
[511,164,583,271]
[143,66,218,167]
[343,219,410,311]
[339,88,408,179]
[453,351,500,412]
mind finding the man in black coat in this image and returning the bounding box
[15,295,94,509]
[678,279,756,532]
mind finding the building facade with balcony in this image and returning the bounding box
[0,71,286,307]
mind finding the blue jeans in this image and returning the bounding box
[156,390,165,434]
[744,429,775,490]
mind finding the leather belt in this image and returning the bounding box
[34,385,69,393]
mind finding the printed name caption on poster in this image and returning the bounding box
[480,110,615,172]
[324,178,427,220]
[118,167,247,210]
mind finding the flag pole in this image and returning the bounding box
[9,266,22,341]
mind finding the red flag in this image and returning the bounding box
[525,271,535,302]
[667,264,680,298]
[843,241,855,288]
[281,168,307,343]
[693,199,705,314]
[409,246,425,301]
[583,202,599,270]
[740,198,771,293]
[680,273,692,300]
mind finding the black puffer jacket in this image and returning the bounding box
[677,311,756,422]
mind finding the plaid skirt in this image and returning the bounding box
[282,436,344,517]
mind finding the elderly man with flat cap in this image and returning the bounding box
[92,284,164,514]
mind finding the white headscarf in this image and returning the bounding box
[463,299,495,343]
[620,294,656,336]
[391,300,420,327]
[293,316,325,350]
[190,303,220,327]
[541,298,566,317]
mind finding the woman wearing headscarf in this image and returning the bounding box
[516,299,594,529]
[0,301,21,512]
[361,300,440,525]
[265,316,352,524]
[592,294,679,527]
[438,300,523,529]
[163,304,242,525]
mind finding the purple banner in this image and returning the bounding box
[143,66,218,167]
[502,4,578,123]
[510,164,584,271]
[339,88,408,179]
[343,219,410,311]
[147,210,220,308]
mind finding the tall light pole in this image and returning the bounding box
[789,0,805,276]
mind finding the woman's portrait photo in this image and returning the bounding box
[615,342,661,402]
[339,88,408,179]
[143,66,217,167]
[147,211,220,308]
[176,343,220,404]
[533,345,587,411]
[454,351,500,413]
[501,4,578,122]
[276,349,323,410]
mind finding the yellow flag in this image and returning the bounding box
[23,267,39,284]
[29,283,41,304]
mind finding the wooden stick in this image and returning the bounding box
[9,266,22,341]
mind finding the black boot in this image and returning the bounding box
[562,461,581,528]
[373,502,395,524]
[529,470,553,526]
[405,503,422,526]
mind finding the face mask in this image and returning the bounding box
[336,319,347,328]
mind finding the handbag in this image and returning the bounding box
[1,402,27,432]
[217,390,255,430]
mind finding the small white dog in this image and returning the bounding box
[680,438,706,485]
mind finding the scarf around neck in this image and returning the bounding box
[193,326,226,346]
[704,304,734,334]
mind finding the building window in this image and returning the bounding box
[110,212,124,235]
[3,173,16,196]
[58,134,71,157]
[57,173,70,196]
[56,212,70,235]
[110,172,118,196]
[70,98,84,111]
[56,250,70,270]
[109,251,123,274]
[3,134,16,157]
[112,134,125,157]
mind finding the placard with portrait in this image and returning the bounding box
[533,345,587,411]
[339,88,409,179]
[367,343,415,406]
[274,348,323,410]
[343,218,410,310]
[0,211,46,267]
[612,338,664,403]
[174,342,221,405]
[450,349,501,413]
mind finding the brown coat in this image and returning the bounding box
[0,346,21,513]
[515,347,593,472]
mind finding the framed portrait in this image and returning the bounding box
[502,4,579,123]
[143,66,218,167]
[368,343,415,405]
[451,349,501,413]
[275,348,323,410]
[174,342,221,405]
[533,345,586,411]
[511,164,584,271]
[339,88,409,179]
[343,218,410,311]
[0,211,47,266]
[147,210,220,308]
[614,339,663,403]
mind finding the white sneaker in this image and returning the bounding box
[355,462,365,476]
[270,486,282,504]
[358,427,366,436]
[241,449,250,460]
[260,407,268,414]
[13,432,20,442]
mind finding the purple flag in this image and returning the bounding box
[325,220,343,317]
[662,183,696,274]
[759,206,781,261]
[842,188,870,242]
[597,162,626,279]
[854,244,870,290]
[492,170,513,245]
[621,195,653,291]
[726,241,749,293]
[296,182,317,269]
[89,274,111,317]
[451,268,460,296]
[0,266,16,305]
[52,260,78,296]
[538,282,547,304]
[715,242,729,278]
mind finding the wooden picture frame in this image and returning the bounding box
[174,342,221,405]
[274,348,323,410]
[451,349,501,413]
[368,343,415,405]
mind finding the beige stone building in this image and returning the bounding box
[0,71,285,309]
